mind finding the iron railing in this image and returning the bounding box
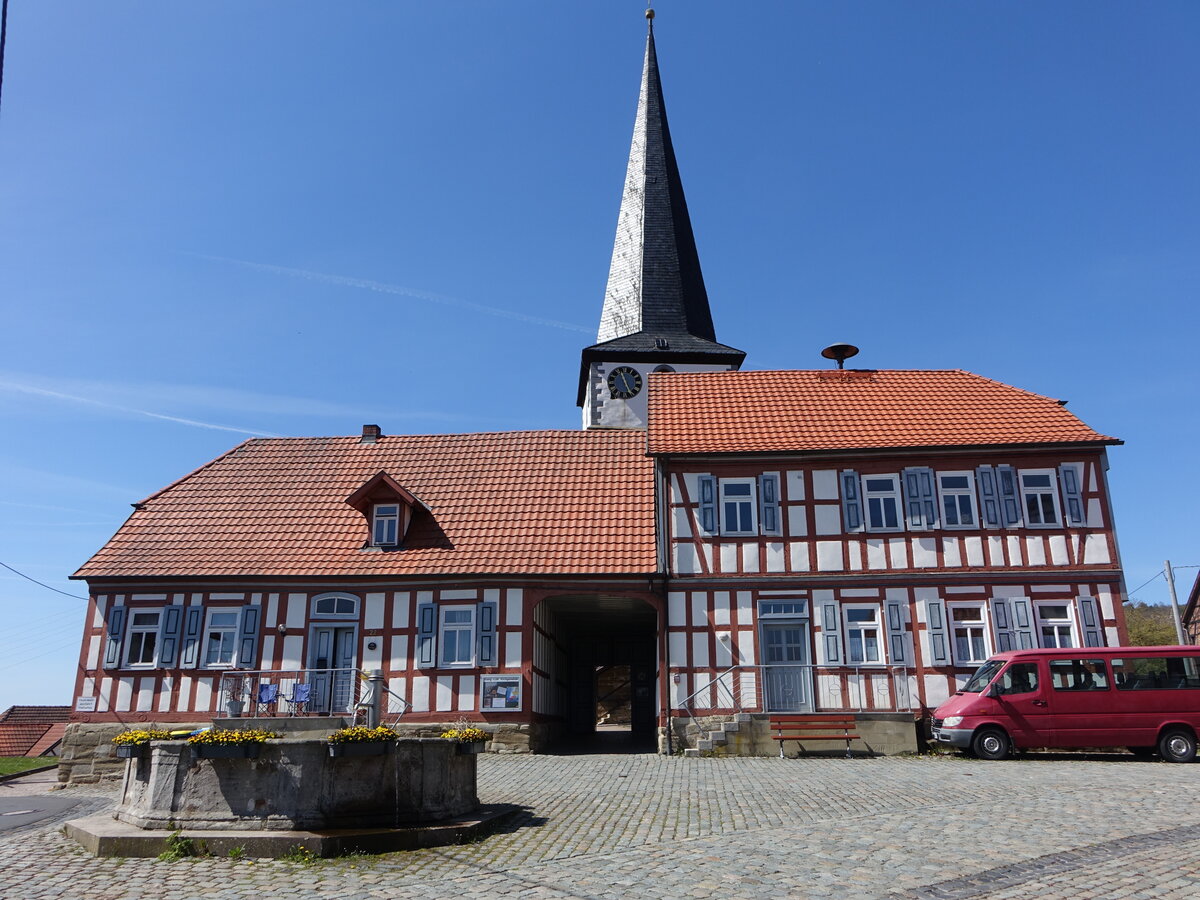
[216,668,363,718]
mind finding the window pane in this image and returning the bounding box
[952,607,982,623]
[1039,495,1057,523]
[1024,474,1052,487]
[865,478,894,491]
[132,612,159,627]
[941,476,969,489]
[882,499,898,529]
[846,609,875,623]
[943,496,959,526]
[956,497,974,525]
[848,633,864,663]
[725,483,752,497]
[445,610,472,624]
[210,612,238,627]
[863,632,879,662]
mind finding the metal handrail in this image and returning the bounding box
[217,668,362,717]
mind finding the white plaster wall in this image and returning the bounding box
[812,470,839,500]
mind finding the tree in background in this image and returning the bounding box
[1125,602,1180,646]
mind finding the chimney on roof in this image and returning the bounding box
[360,424,382,444]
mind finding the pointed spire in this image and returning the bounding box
[595,11,721,346]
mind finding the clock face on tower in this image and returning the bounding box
[607,366,643,400]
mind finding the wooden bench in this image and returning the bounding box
[769,714,862,759]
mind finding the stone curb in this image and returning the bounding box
[63,803,518,859]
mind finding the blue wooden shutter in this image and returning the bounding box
[1059,463,1085,525]
[1075,596,1103,648]
[477,599,499,666]
[819,601,842,664]
[180,607,203,668]
[840,470,863,533]
[989,598,1014,653]
[416,601,437,669]
[885,599,907,664]
[924,599,949,666]
[975,466,1000,528]
[159,605,184,668]
[237,605,261,668]
[103,606,127,668]
[902,466,939,530]
[697,475,717,535]
[759,473,781,536]
[1010,597,1036,650]
[996,465,1022,527]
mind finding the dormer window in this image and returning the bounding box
[372,504,400,546]
[345,471,426,551]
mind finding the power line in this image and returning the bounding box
[1127,570,1164,598]
[0,0,8,121]
[0,560,89,601]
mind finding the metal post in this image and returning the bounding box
[367,669,384,728]
[1165,560,1188,645]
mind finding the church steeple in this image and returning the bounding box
[579,10,745,429]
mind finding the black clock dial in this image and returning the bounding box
[607,366,643,400]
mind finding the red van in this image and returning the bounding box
[931,646,1200,762]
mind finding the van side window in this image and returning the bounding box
[996,662,1039,695]
[1113,657,1200,690]
[1049,658,1109,691]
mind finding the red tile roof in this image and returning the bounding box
[75,430,657,580]
[647,369,1119,455]
[0,724,49,757]
[27,724,66,758]
[0,706,71,724]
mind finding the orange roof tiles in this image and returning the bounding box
[647,369,1118,455]
[75,430,657,580]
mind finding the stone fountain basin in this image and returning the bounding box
[115,738,478,831]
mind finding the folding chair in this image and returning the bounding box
[256,683,279,716]
[285,683,311,716]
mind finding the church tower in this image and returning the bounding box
[579,10,745,430]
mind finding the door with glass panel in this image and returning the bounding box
[309,625,357,714]
[763,623,813,711]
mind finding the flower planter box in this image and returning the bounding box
[328,741,390,758]
[193,744,261,759]
[456,742,485,756]
[115,745,146,759]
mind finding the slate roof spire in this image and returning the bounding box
[578,10,744,406]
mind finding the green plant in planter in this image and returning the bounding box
[112,728,172,747]
[326,725,398,744]
[186,728,278,746]
[439,726,489,744]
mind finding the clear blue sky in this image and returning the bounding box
[1,2,1197,712]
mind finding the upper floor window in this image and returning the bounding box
[372,504,400,546]
[439,606,476,667]
[1020,470,1060,526]
[203,610,240,667]
[312,594,358,618]
[938,473,977,528]
[863,476,901,532]
[124,610,162,667]
[844,606,883,664]
[719,478,758,536]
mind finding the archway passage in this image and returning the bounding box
[537,594,659,753]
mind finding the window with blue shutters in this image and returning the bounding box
[697,475,717,535]
[996,465,1023,527]
[759,473,782,536]
[862,475,902,532]
[103,606,127,669]
[975,466,1001,527]
[719,478,758,535]
[840,470,863,533]
[938,472,977,528]
[1019,469,1061,527]
[124,610,162,667]
[1058,464,1085,525]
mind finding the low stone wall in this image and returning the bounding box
[663,713,921,757]
[59,719,550,784]
[116,739,477,831]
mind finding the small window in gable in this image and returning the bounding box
[372,504,399,546]
[313,594,358,618]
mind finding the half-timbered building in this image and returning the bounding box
[64,13,1127,768]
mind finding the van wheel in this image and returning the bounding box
[971,727,1010,761]
[1158,728,1196,764]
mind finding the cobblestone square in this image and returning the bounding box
[3,753,1200,899]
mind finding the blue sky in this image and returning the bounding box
[1,2,1197,712]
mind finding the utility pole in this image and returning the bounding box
[1165,560,1187,645]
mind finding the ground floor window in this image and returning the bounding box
[844,605,883,664]
[439,606,476,667]
[1036,604,1074,648]
[949,605,988,665]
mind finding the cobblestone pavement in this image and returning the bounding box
[3,753,1200,899]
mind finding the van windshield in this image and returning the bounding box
[961,660,1005,693]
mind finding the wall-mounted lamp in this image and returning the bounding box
[277,624,287,636]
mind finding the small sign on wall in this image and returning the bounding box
[74,696,97,712]
[480,674,521,711]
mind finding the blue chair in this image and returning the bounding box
[285,683,311,716]
[256,683,279,716]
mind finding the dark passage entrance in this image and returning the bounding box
[538,595,658,753]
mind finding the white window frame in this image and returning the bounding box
[843,604,885,666]
[937,471,978,530]
[438,605,476,668]
[312,593,359,618]
[1035,603,1075,648]
[1019,469,1061,528]
[948,603,990,665]
[719,477,758,536]
[203,609,241,668]
[862,475,903,532]
[372,503,400,546]
[124,609,162,668]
